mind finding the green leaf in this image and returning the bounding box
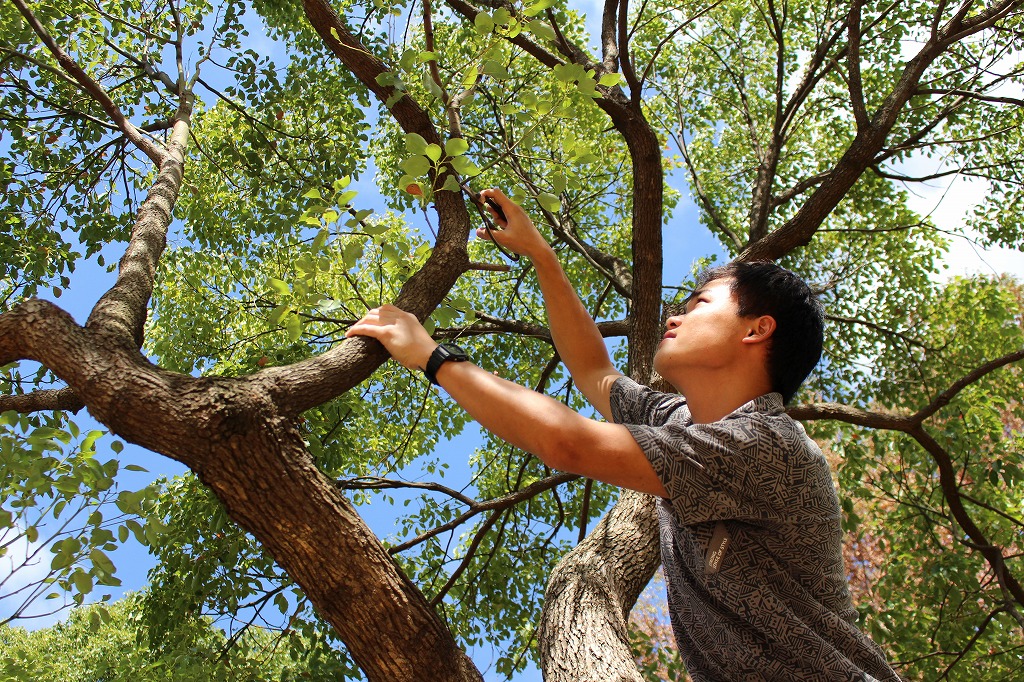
[524,0,556,17]
[537,192,561,212]
[451,155,481,177]
[72,569,93,595]
[445,138,469,157]
[526,20,556,42]
[481,60,510,80]
[51,549,75,571]
[474,12,494,34]
[400,155,431,177]
[269,303,290,326]
[285,313,302,343]
[424,144,443,162]
[343,241,365,268]
[404,133,428,155]
[423,72,444,101]
[301,188,322,200]
[268,278,290,296]
[81,429,103,454]
[90,548,116,576]
[441,175,462,192]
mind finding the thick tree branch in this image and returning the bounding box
[0,387,84,414]
[0,295,484,681]
[539,489,660,681]
[617,0,640,97]
[740,0,1024,262]
[85,118,188,349]
[601,0,620,73]
[846,0,870,130]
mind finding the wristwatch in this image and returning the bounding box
[424,343,470,385]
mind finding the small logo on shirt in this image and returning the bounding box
[705,521,731,575]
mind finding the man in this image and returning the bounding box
[346,189,900,681]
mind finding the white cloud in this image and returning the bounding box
[901,170,1024,281]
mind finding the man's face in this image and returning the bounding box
[653,278,753,382]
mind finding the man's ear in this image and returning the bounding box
[741,315,776,344]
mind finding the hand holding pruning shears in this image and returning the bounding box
[461,186,553,263]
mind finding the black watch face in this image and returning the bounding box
[440,343,469,361]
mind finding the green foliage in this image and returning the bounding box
[0,594,355,681]
[817,275,1024,679]
[135,476,357,679]
[0,393,162,621]
[3,0,1024,679]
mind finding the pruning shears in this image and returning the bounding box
[460,183,519,262]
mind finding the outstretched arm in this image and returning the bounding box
[477,189,622,420]
[345,306,665,497]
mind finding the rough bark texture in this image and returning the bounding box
[1,301,483,680]
[8,2,1024,680]
[539,489,661,681]
[0,4,484,668]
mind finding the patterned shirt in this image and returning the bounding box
[610,377,900,682]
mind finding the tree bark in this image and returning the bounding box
[539,489,661,681]
[1,297,484,681]
[0,3,483,671]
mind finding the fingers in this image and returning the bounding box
[344,305,403,338]
[479,188,515,226]
[479,187,510,207]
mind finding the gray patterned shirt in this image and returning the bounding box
[611,377,900,682]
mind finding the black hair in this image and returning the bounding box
[693,262,824,404]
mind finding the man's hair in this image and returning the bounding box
[693,261,824,404]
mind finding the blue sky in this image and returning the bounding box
[3,2,1022,680]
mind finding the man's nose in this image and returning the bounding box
[666,315,682,330]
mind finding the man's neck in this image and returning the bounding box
[677,373,773,424]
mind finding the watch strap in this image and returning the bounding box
[424,343,468,385]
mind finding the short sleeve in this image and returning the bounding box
[610,376,688,427]
[623,409,816,527]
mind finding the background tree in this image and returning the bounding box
[1,0,1022,680]
[0,593,354,680]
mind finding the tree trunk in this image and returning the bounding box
[539,489,661,681]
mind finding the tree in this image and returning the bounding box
[0,593,354,680]
[2,0,1023,680]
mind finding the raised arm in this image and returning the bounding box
[344,306,665,497]
[478,189,622,420]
